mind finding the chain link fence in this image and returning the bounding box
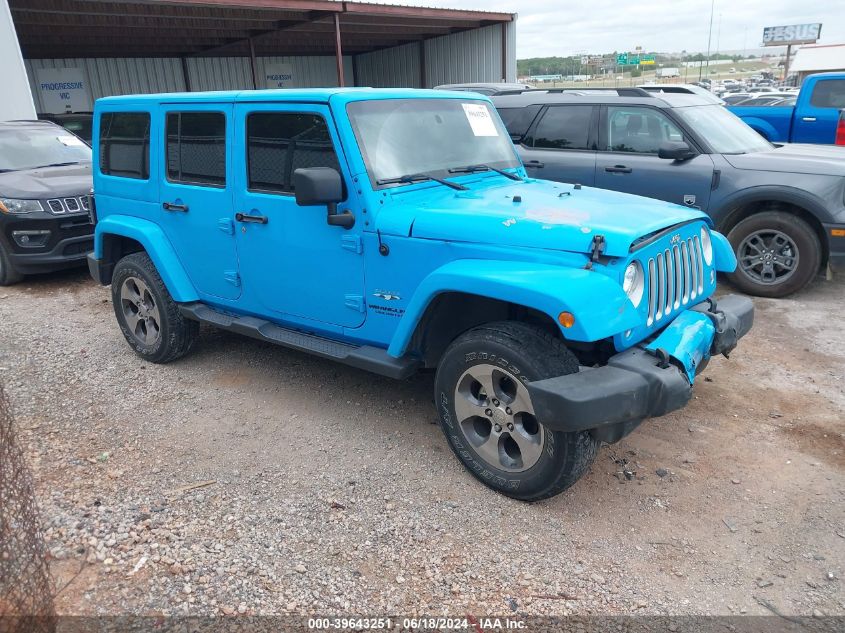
[0,382,55,633]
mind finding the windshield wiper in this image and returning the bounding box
[376,172,468,191]
[448,164,522,181]
[34,161,86,169]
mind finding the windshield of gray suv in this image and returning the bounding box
[347,98,520,186]
[675,104,773,154]
[0,125,91,172]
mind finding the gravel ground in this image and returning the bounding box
[1,268,843,619]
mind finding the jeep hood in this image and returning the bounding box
[723,144,845,177]
[377,177,709,258]
[0,162,93,199]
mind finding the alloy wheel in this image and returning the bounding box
[120,276,162,346]
[453,363,545,473]
[738,229,799,286]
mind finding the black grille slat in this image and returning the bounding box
[47,199,64,214]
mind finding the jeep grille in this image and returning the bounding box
[646,236,704,326]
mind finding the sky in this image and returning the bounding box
[388,0,842,58]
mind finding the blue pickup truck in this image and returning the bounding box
[728,72,845,144]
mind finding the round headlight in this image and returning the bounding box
[700,227,713,265]
[623,261,645,307]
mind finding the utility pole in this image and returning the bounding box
[701,0,715,81]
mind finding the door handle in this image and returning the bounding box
[605,165,632,174]
[801,117,817,122]
[163,201,188,212]
[235,212,268,224]
[525,160,544,168]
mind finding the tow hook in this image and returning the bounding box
[652,348,672,369]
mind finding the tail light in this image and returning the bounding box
[836,111,845,146]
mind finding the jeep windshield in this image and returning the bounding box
[347,98,520,188]
[675,105,773,154]
[0,125,91,172]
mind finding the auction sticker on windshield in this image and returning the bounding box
[58,135,86,147]
[462,103,498,136]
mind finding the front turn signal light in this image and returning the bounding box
[558,312,575,328]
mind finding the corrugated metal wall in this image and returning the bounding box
[354,42,421,88]
[354,23,517,89]
[25,20,516,111]
[424,24,505,87]
[26,55,354,112]
[26,58,185,111]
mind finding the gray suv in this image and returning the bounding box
[492,89,845,297]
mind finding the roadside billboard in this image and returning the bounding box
[762,23,822,46]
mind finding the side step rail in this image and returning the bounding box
[179,302,420,380]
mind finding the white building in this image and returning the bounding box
[791,43,845,82]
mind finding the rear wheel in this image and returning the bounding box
[111,252,198,363]
[434,321,599,501]
[727,211,821,298]
[0,244,23,286]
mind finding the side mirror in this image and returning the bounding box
[293,167,354,229]
[658,141,695,161]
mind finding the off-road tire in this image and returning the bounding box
[111,252,198,363]
[434,321,599,501]
[727,211,821,298]
[0,244,24,286]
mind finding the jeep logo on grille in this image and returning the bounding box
[670,234,681,245]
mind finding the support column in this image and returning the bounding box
[181,57,192,92]
[783,44,792,82]
[419,40,426,88]
[334,13,345,87]
[501,23,508,82]
[248,37,258,89]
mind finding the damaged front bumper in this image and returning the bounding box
[526,294,754,443]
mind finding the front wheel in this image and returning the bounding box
[434,321,599,502]
[727,211,821,298]
[111,252,198,363]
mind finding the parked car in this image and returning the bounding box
[733,95,795,107]
[492,89,845,297]
[0,120,94,285]
[86,88,752,501]
[721,93,753,105]
[433,82,533,96]
[638,84,724,105]
[728,72,845,144]
[38,112,93,144]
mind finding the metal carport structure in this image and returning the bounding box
[9,0,517,112]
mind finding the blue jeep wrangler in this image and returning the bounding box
[88,89,753,501]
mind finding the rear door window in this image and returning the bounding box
[525,105,594,150]
[100,112,150,179]
[166,112,226,187]
[809,79,845,108]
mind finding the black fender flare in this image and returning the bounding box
[711,185,832,233]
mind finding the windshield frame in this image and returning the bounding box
[674,104,774,155]
[345,97,522,191]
